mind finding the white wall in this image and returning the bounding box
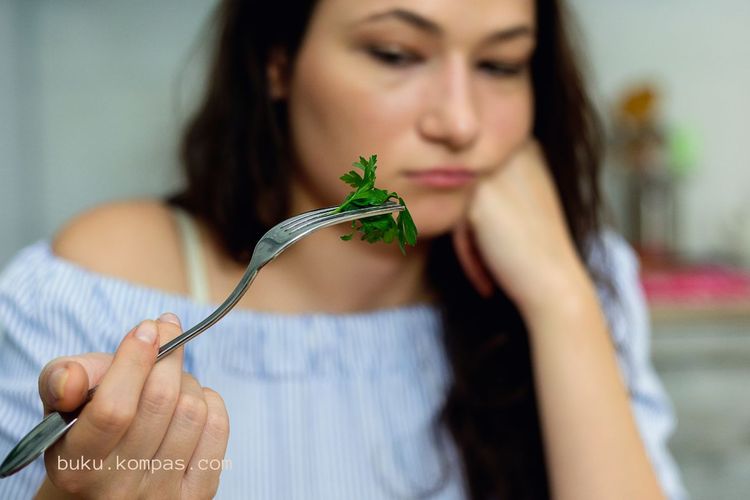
[568,0,750,258]
[0,0,216,266]
[0,1,29,266]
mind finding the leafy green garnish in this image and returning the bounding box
[333,154,417,254]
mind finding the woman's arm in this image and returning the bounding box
[521,273,665,500]
[454,140,666,499]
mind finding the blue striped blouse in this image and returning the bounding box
[0,232,687,499]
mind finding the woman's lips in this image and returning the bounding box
[405,167,477,188]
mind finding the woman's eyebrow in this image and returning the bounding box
[355,8,535,44]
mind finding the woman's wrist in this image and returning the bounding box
[513,260,599,328]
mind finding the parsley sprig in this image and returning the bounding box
[333,154,417,254]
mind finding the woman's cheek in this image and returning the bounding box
[486,89,534,156]
[345,83,424,147]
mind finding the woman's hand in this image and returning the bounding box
[35,313,229,499]
[453,139,592,315]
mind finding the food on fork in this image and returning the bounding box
[334,154,417,254]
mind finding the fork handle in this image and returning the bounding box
[0,266,260,478]
[157,266,258,359]
[0,388,94,478]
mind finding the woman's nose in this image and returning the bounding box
[417,58,480,151]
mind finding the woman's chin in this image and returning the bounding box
[407,196,468,239]
[409,210,465,240]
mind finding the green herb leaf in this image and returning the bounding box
[398,197,417,246]
[334,154,418,253]
[339,170,364,188]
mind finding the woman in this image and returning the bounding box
[0,0,686,498]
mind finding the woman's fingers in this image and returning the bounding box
[61,320,160,459]
[115,313,185,466]
[146,373,208,492]
[452,220,495,298]
[38,313,231,498]
[182,388,230,499]
[38,353,113,413]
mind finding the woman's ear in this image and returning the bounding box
[267,47,289,100]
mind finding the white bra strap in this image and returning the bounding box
[173,207,211,305]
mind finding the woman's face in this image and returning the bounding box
[282,0,536,238]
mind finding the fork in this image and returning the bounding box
[0,201,404,478]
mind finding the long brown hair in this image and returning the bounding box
[168,1,606,498]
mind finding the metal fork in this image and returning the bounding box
[0,201,404,478]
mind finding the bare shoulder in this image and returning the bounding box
[51,199,186,293]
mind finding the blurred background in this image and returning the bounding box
[0,1,748,498]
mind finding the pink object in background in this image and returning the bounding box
[641,265,750,305]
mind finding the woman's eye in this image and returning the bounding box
[366,46,421,67]
[478,61,527,77]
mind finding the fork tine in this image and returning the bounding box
[287,203,403,234]
[278,207,334,231]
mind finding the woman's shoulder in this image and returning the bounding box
[51,199,187,294]
[0,200,207,361]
